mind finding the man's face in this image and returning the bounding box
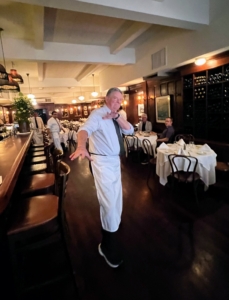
[141,115,147,122]
[165,118,172,127]
[105,91,123,112]
[52,113,58,119]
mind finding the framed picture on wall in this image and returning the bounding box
[138,104,144,116]
[84,106,87,111]
[155,95,171,123]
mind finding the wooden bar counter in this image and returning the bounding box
[0,133,33,214]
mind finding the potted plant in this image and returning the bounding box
[12,92,34,133]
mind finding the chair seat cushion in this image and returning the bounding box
[174,171,200,182]
[7,195,59,235]
[21,174,55,196]
[23,163,47,174]
[216,161,229,172]
[29,147,45,152]
[27,151,45,157]
[26,156,47,164]
[31,143,44,148]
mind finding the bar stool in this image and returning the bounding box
[27,151,45,157]
[25,156,47,165]
[7,162,77,298]
[31,143,44,148]
[22,163,47,175]
[20,144,60,197]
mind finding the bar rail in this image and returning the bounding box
[0,133,33,214]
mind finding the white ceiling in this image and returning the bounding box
[0,0,209,104]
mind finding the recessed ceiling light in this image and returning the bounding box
[195,58,206,66]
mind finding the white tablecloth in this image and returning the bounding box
[125,133,157,157]
[156,144,217,187]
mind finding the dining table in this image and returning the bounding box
[124,131,158,157]
[156,143,217,188]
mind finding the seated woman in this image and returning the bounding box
[138,113,152,132]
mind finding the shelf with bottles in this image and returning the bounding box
[208,66,223,84]
[183,75,193,89]
[194,86,206,100]
[207,85,222,99]
[222,98,229,113]
[223,83,229,98]
[207,98,222,113]
[194,71,207,86]
[207,113,222,127]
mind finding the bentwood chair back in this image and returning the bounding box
[142,139,157,186]
[168,154,200,203]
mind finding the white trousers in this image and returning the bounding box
[52,132,62,151]
[32,130,43,144]
[91,155,122,232]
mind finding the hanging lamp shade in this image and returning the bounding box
[0,64,20,92]
[26,73,35,99]
[78,95,85,101]
[0,29,20,92]
[10,68,24,84]
[91,74,98,97]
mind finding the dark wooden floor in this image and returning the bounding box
[63,154,229,300]
[1,153,229,299]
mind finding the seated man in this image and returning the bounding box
[157,117,175,143]
[138,113,152,132]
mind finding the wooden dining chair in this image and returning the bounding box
[7,161,78,298]
[142,139,157,186]
[168,154,200,203]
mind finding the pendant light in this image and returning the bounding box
[26,73,35,99]
[0,28,20,92]
[91,74,98,97]
[78,86,85,101]
[10,61,24,84]
[72,93,77,103]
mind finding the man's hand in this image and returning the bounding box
[102,112,118,120]
[69,147,93,161]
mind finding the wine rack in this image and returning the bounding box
[183,63,229,142]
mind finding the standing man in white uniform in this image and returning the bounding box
[47,111,65,152]
[30,112,45,144]
[70,88,134,268]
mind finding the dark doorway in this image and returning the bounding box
[34,108,47,124]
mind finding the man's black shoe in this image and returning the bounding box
[98,244,123,268]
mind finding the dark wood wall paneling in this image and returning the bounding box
[126,75,182,133]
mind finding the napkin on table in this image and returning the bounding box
[158,142,169,149]
[177,139,185,146]
[199,144,211,151]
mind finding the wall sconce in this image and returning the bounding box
[195,57,206,66]
[78,106,81,110]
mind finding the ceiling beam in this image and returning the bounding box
[75,64,100,81]
[10,0,209,30]
[37,62,44,81]
[110,23,152,54]
[32,5,44,49]
[3,39,135,64]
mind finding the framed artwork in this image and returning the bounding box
[63,109,69,117]
[155,95,171,123]
[84,106,87,111]
[84,111,88,116]
[138,104,144,116]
